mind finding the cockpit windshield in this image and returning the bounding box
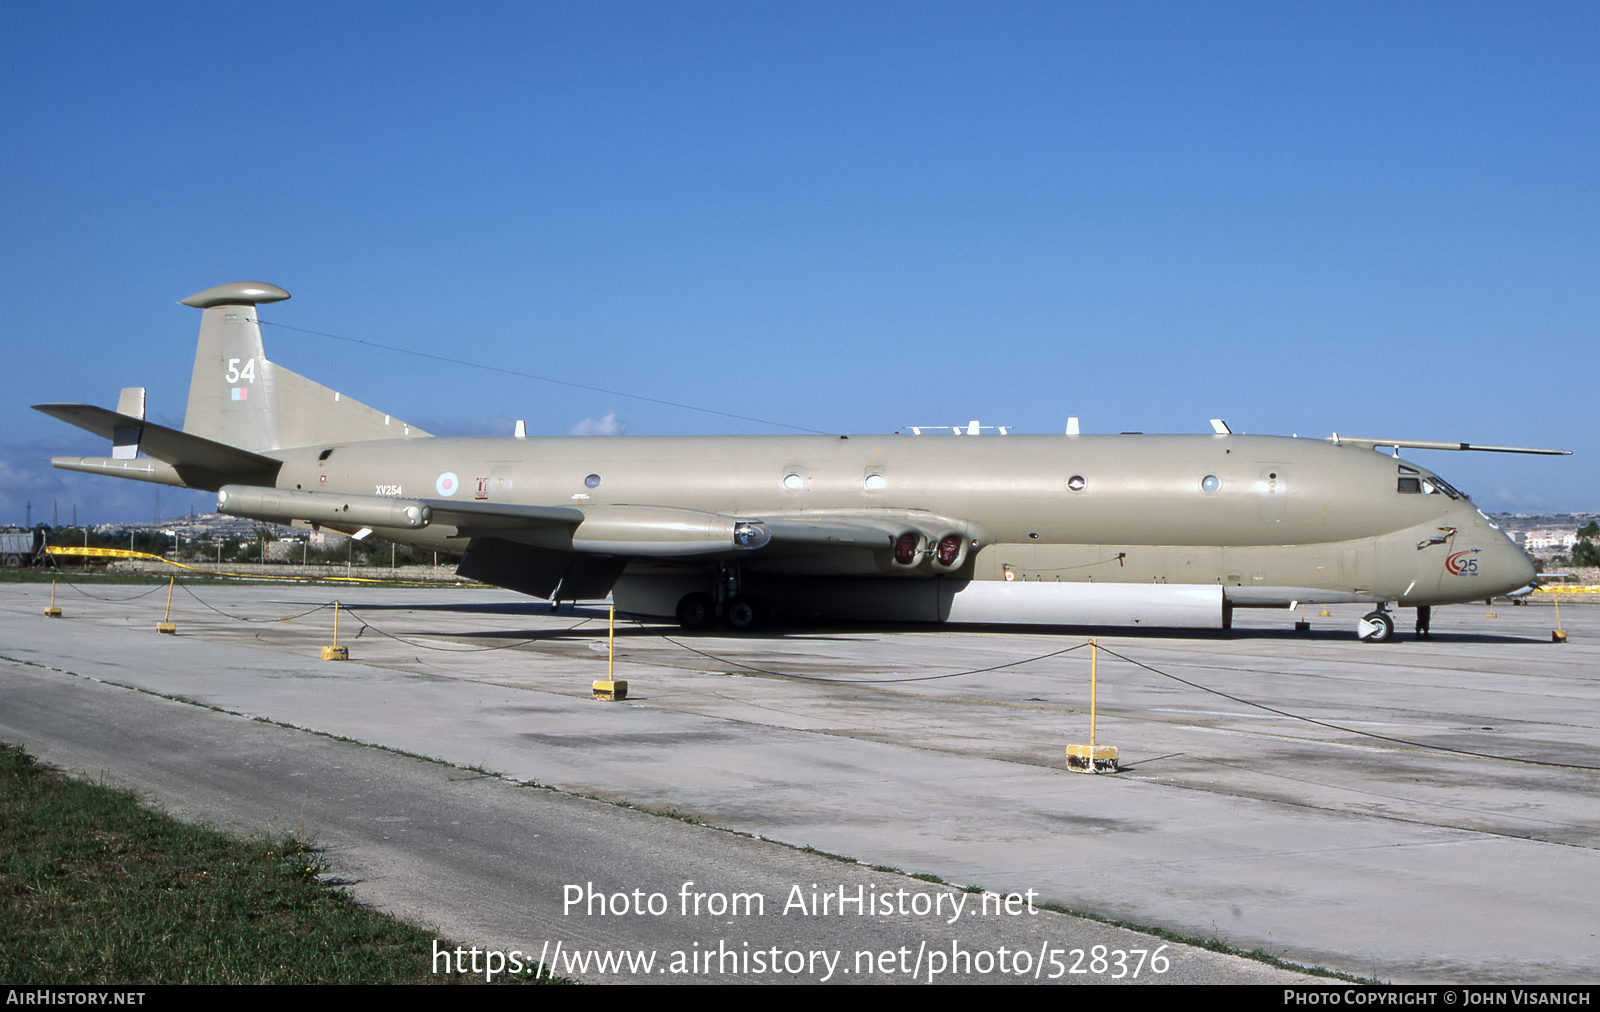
[1397,464,1470,501]
[1429,475,1468,500]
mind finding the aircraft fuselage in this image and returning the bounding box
[270,430,1531,615]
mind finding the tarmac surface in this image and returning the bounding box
[1,576,1596,984]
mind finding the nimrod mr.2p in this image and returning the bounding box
[37,282,1566,641]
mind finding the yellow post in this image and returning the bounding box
[322,600,349,660]
[157,576,177,633]
[1553,595,1567,643]
[1067,637,1117,773]
[1089,637,1098,747]
[44,579,62,617]
[593,602,627,700]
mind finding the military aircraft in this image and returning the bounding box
[35,281,1567,642]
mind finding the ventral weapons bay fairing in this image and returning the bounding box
[36,282,1567,642]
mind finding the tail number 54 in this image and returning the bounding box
[225,358,257,384]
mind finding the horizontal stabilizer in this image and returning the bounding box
[50,456,185,486]
[34,403,281,489]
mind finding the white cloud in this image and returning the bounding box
[569,412,626,436]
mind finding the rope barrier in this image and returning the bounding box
[30,567,1593,770]
[637,622,1598,771]
[1094,643,1599,772]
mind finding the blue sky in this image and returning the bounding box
[3,1,1594,524]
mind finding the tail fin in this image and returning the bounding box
[179,281,430,452]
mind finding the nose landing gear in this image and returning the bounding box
[1359,608,1395,643]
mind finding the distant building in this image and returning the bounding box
[1524,532,1578,552]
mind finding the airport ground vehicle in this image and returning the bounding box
[0,529,47,569]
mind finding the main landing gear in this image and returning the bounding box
[675,591,767,631]
[676,564,767,631]
[1359,608,1395,643]
[675,592,716,630]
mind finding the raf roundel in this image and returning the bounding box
[436,472,459,497]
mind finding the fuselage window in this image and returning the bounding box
[1398,477,1421,494]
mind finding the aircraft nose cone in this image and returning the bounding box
[1512,547,1537,588]
[1485,537,1536,593]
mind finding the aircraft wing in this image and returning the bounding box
[216,484,923,556]
[427,503,922,556]
[215,484,976,599]
[743,509,988,561]
[754,516,903,548]
[423,503,908,602]
[419,499,587,533]
[449,504,982,600]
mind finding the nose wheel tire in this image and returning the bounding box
[1359,610,1395,643]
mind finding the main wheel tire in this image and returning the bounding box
[724,594,765,631]
[675,592,716,630]
[1360,610,1394,643]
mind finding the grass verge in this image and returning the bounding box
[0,742,559,984]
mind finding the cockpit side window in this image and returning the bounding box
[1395,463,1466,500]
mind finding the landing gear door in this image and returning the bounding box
[1340,543,1373,594]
